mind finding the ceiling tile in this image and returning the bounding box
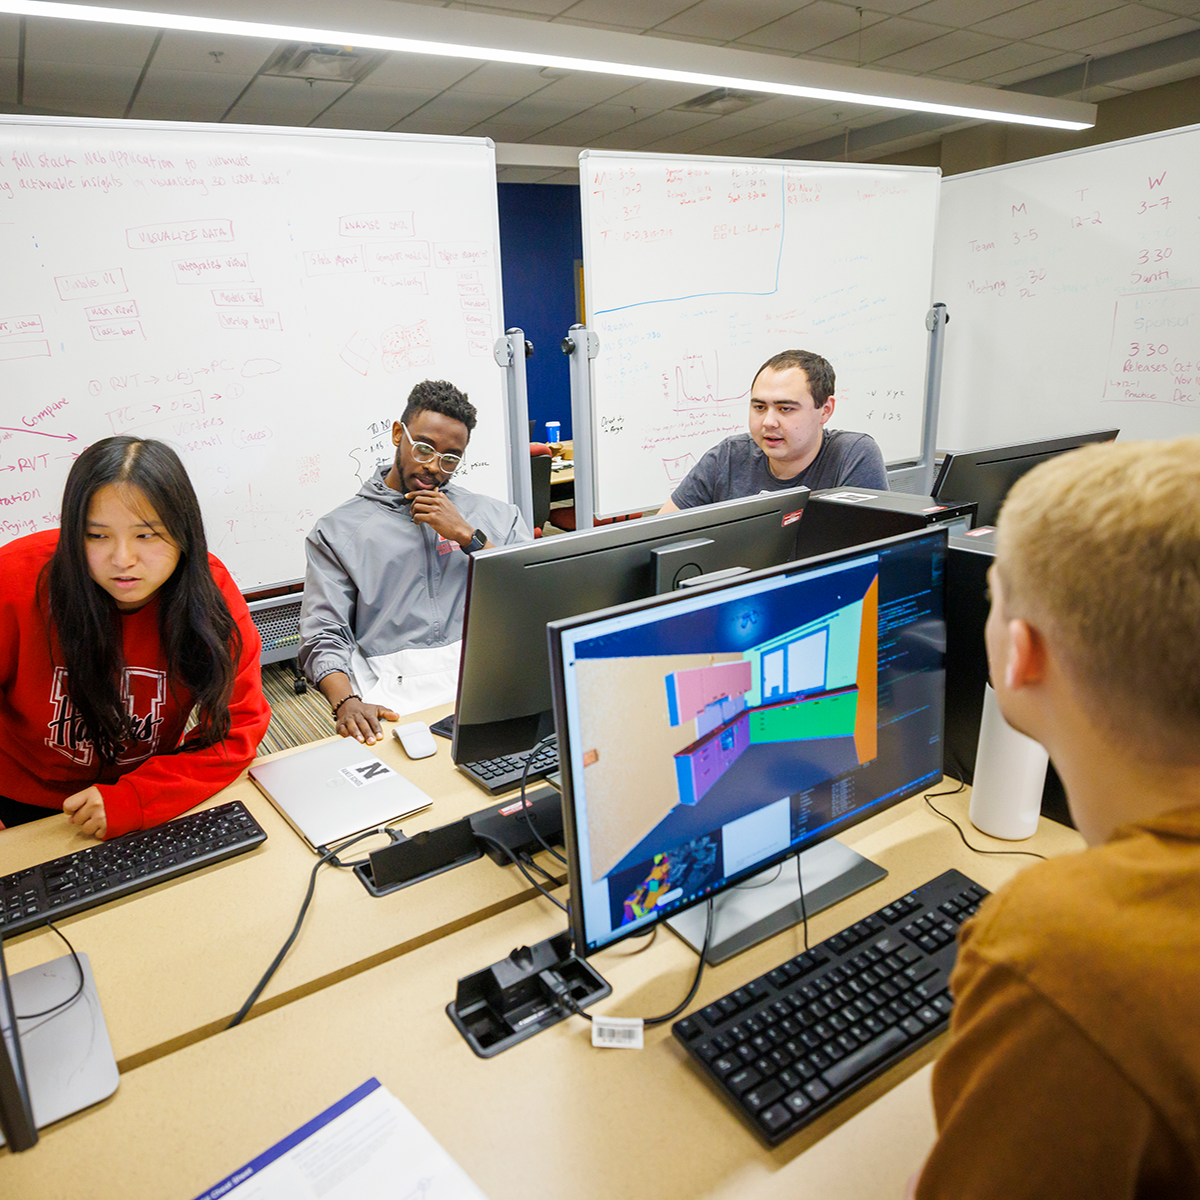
[525,103,641,140]
[24,16,158,67]
[654,0,811,43]
[226,76,352,124]
[23,62,140,112]
[983,51,1087,83]
[973,0,1124,41]
[311,86,437,129]
[739,95,837,122]
[1033,4,1182,50]
[466,119,556,139]
[533,72,645,104]
[401,91,515,122]
[735,2,888,55]
[875,28,1008,71]
[812,16,956,62]
[458,3,554,17]
[129,69,256,121]
[930,38,1066,81]
[488,94,593,125]
[548,15,647,32]
[147,30,275,75]
[601,78,721,108]
[446,61,556,97]
[389,114,475,135]
[466,0,578,13]
[905,0,1031,23]
[1142,0,1200,14]
[637,121,739,152]
[641,30,726,45]
[1082,15,1200,56]
[556,0,702,30]
[0,14,20,58]
[586,107,715,147]
[356,54,482,91]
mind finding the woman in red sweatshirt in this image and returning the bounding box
[0,436,271,839]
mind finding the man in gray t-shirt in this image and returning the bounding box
[660,349,887,512]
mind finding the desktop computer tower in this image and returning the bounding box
[945,529,1072,828]
[796,487,977,559]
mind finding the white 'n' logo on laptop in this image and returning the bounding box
[338,759,397,787]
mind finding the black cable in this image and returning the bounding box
[14,920,85,1020]
[736,862,782,889]
[476,832,568,912]
[924,774,1048,862]
[518,734,566,865]
[227,827,387,1030]
[554,898,715,1027]
[795,852,810,953]
[518,850,562,888]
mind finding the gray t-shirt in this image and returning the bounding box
[670,429,888,509]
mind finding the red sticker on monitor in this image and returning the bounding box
[920,505,947,513]
[781,509,804,527]
[965,526,996,536]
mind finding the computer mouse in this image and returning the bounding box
[394,721,437,760]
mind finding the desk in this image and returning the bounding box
[1,703,561,1072]
[0,789,1084,1199]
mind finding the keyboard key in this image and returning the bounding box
[822,1027,908,1089]
[759,1104,793,1136]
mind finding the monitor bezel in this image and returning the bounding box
[548,525,949,960]
[451,486,811,764]
[933,428,1119,523]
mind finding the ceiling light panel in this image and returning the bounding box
[653,0,808,44]
[0,0,1097,129]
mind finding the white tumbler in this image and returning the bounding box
[968,684,1049,840]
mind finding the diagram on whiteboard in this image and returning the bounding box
[582,152,940,518]
[0,121,508,589]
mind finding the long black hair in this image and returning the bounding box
[43,436,242,764]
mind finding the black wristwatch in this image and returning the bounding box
[462,528,487,555]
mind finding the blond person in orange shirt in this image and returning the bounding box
[909,435,1200,1200]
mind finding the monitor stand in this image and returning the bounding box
[0,951,119,1146]
[666,839,886,965]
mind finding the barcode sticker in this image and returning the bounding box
[592,1016,644,1050]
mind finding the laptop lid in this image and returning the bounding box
[249,741,433,852]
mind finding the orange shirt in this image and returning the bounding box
[917,806,1200,1199]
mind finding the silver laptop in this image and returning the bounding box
[249,740,433,852]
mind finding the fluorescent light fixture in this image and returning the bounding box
[0,0,1096,131]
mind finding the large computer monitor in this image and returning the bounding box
[452,488,812,764]
[548,527,948,962]
[933,428,1119,527]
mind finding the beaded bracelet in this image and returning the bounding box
[331,693,361,719]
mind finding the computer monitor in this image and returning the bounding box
[933,428,1119,527]
[548,526,948,962]
[451,488,812,764]
[0,936,37,1152]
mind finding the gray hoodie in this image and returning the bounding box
[299,467,530,699]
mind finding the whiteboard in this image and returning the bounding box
[935,123,1200,451]
[580,151,941,517]
[0,117,509,591]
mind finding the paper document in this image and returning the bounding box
[193,1078,489,1200]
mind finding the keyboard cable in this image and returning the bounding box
[12,920,86,1020]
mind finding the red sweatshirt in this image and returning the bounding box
[0,530,272,838]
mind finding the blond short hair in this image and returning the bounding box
[996,435,1200,762]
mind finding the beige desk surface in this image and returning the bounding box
[1,789,1084,1200]
[1,702,562,1071]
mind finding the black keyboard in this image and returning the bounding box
[458,743,560,796]
[672,868,988,1145]
[0,800,267,937]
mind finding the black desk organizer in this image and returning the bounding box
[446,931,611,1057]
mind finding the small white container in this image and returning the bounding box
[968,684,1049,840]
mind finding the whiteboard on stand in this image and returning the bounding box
[580,151,941,518]
[934,122,1200,452]
[0,117,509,592]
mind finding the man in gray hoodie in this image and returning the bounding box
[299,379,530,742]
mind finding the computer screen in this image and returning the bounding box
[549,527,948,958]
[452,488,811,764]
[933,428,1119,527]
[0,936,37,1152]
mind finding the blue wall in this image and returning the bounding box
[497,183,582,441]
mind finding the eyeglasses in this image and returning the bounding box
[401,423,463,474]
